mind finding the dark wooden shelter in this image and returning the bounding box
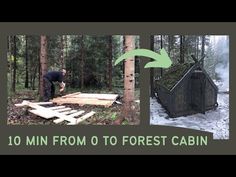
[155,57,218,118]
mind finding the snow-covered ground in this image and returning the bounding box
[150,81,229,140]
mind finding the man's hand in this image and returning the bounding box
[59,82,65,93]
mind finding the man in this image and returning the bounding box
[43,69,66,102]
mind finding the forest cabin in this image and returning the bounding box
[155,57,218,118]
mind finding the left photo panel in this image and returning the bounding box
[7,35,140,125]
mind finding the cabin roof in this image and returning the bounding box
[157,62,195,90]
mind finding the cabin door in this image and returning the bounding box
[191,71,206,114]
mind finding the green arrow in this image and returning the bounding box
[114,48,172,68]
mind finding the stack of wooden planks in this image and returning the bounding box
[52,92,119,107]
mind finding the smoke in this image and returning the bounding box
[215,62,229,91]
[214,36,229,91]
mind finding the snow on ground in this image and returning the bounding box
[150,81,229,140]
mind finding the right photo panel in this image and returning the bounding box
[150,35,229,140]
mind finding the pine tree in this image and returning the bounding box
[39,35,48,99]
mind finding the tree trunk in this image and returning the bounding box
[39,35,48,99]
[80,35,84,89]
[108,36,113,91]
[12,36,17,93]
[201,35,205,67]
[8,36,12,92]
[38,49,40,94]
[160,35,163,76]
[25,35,29,88]
[196,36,199,60]
[60,35,65,69]
[168,35,171,56]
[150,35,154,97]
[65,35,68,58]
[122,36,125,76]
[32,62,38,90]
[183,36,186,62]
[180,35,185,63]
[123,36,135,122]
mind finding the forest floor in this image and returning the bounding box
[7,89,140,125]
[150,81,229,139]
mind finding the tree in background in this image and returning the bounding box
[204,43,216,79]
[195,36,199,59]
[28,36,40,90]
[12,36,17,93]
[39,35,48,99]
[60,35,65,69]
[150,35,155,97]
[25,36,29,88]
[122,35,135,122]
[8,36,12,91]
[201,35,205,66]
[108,35,113,91]
[80,35,85,89]
[179,35,185,63]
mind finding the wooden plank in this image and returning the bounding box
[34,102,53,105]
[15,100,31,107]
[52,97,114,107]
[15,100,96,125]
[53,116,77,124]
[50,110,80,123]
[29,109,56,119]
[54,108,72,112]
[18,101,75,121]
[16,101,76,119]
[53,110,85,124]
[60,110,78,115]
[77,93,118,100]
[75,111,96,124]
[61,93,118,101]
[68,110,85,117]
[62,92,81,98]
[15,101,53,107]
[48,106,66,110]
[104,102,114,108]
[68,111,96,125]
[52,93,119,107]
